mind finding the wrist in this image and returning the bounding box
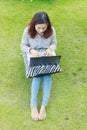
[29,48,33,53]
[48,48,52,51]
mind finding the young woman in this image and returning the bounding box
[21,11,57,121]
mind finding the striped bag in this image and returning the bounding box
[26,56,61,78]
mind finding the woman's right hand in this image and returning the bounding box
[30,49,40,57]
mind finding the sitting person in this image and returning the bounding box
[21,11,57,121]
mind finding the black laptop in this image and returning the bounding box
[30,56,61,67]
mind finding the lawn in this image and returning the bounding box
[0,0,87,130]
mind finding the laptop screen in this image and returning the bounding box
[30,56,61,67]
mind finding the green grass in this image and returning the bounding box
[0,0,87,130]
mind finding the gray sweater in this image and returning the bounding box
[21,26,57,56]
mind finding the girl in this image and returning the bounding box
[21,11,57,121]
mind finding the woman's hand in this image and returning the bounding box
[45,48,53,56]
[30,49,40,57]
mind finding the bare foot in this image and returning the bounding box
[31,107,39,121]
[39,105,46,120]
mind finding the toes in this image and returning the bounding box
[39,116,46,120]
[32,116,38,121]
[39,113,46,120]
[31,114,38,121]
[31,114,39,121]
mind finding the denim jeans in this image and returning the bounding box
[30,75,52,107]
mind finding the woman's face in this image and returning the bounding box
[35,23,48,36]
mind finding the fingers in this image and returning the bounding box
[30,48,53,57]
[45,48,52,56]
[34,52,40,57]
[30,49,40,57]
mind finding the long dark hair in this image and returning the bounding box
[28,11,53,38]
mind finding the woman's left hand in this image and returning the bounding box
[45,48,52,56]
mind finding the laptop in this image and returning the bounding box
[30,56,61,67]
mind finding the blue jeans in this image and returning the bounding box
[30,75,52,107]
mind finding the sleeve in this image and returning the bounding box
[20,27,31,54]
[49,27,57,50]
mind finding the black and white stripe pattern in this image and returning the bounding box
[26,65,61,78]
